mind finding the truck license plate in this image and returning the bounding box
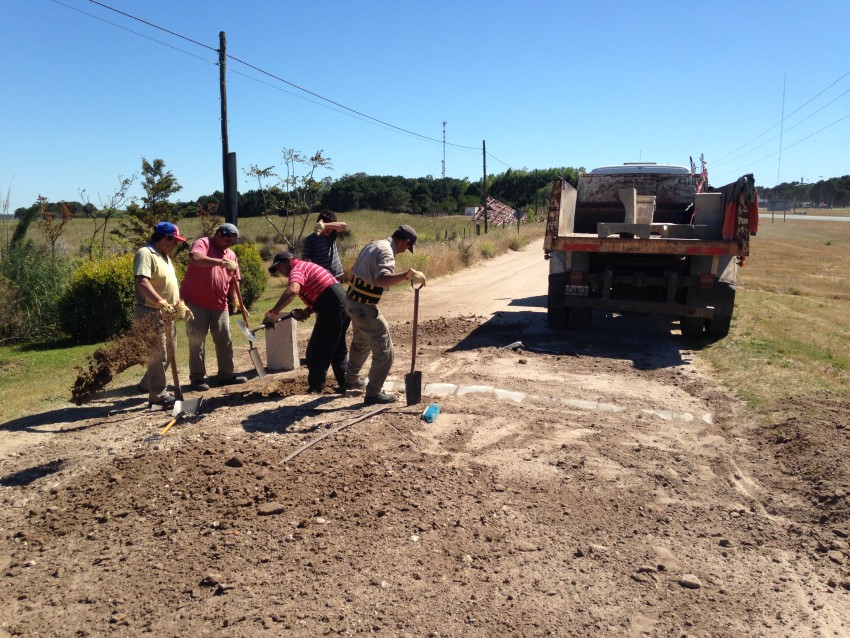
[565,285,589,296]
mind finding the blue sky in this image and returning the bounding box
[3,0,849,213]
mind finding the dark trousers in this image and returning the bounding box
[306,283,349,390]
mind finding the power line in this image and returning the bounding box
[79,0,485,154]
[50,0,216,65]
[713,69,850,165]
[713,110,850,182]
[712,85,850,169]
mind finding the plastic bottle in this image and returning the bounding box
[420,403,440,423]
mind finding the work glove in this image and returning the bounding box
[155,299,173,313]
[314,220,325,235]
[407,269,426,287]
[263,311,279,327]
[290,307,311,321]
[229,299,240,315]
[221,258,238,272]
[175,300,194,322]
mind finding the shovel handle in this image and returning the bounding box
[410,287,419,374]
[233,277,250,328]
[160,417,178,436]
[162,311,183,402]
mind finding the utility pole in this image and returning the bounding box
[777,74,786,185]
[819,176,824,206]
[441,121,447,179]
[219,32,233,224]
[482,140,488,233]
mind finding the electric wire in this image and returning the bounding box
[713,69,850,165]
[79,0,494,158]
[713,85,850,169]
[713,110,850,181]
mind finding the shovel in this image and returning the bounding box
[162,311,202,418]
[235,314,292,377]
[163,312,184,402]
[233,279,267,378]
[404,282,424,405]
[160,397,203,436]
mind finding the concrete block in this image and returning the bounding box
[265,317,299,371]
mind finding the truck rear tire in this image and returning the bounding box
[569,307,592,330]
[680,316,705,338]
[707,314,732,339]
[548,305,569,330]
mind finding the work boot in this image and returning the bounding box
[149,393,176,409]
[336,378,367,393]
[220,375,247,385]
[190,381,210,392]
[364,392,397,405]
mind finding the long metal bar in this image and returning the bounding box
[280,406,391,464]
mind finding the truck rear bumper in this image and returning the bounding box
[549,294,716,318]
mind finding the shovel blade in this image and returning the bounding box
[404,371,422,406]
[236,319,256,342]
[249,347,267,377]
[173,397,201,416]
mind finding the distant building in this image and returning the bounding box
[473,196,527,226]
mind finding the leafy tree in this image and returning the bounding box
[112,158,182,248]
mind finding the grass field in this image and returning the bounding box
[697,215,850,410]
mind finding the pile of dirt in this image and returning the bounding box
[71,313,161,405]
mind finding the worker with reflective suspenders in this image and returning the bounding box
[344,225,426,405]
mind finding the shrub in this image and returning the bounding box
[232,243,266,309]
[509,235,526,251]
[480,241,496,259]
[58,254,135,344]
[0,242,72,342]
[457,240,474,266]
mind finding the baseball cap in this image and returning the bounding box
[217,223,239,237]
[154,221,187,242]
[268,251,295,273]
[392,225,417,253]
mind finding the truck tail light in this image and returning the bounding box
[698,273,716,288]
[569,271,584,285]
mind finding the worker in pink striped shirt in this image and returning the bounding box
[265,251,349,394]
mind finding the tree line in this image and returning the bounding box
[758,175,850,208]
[14,161,581,222]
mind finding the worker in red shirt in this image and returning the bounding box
[265,251,349,394]
[179,223,247,391]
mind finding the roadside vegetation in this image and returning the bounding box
[697,215,850,411]
[0,207,543,422]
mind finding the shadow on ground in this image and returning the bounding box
[447,296,693,370]
[0,459,67,487]
[0,398,144,434]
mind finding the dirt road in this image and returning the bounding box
[1,239,848,637]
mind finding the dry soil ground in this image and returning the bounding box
[1,240,848,637]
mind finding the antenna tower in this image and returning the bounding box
[442,121,447,178]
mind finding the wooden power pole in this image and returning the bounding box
[219,32,234,224]
[482,140,488,233]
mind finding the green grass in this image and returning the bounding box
[697,218,850,410]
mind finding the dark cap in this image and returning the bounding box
[217,223,239,237]
[268,251,294,273]
[391,224,417,253]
